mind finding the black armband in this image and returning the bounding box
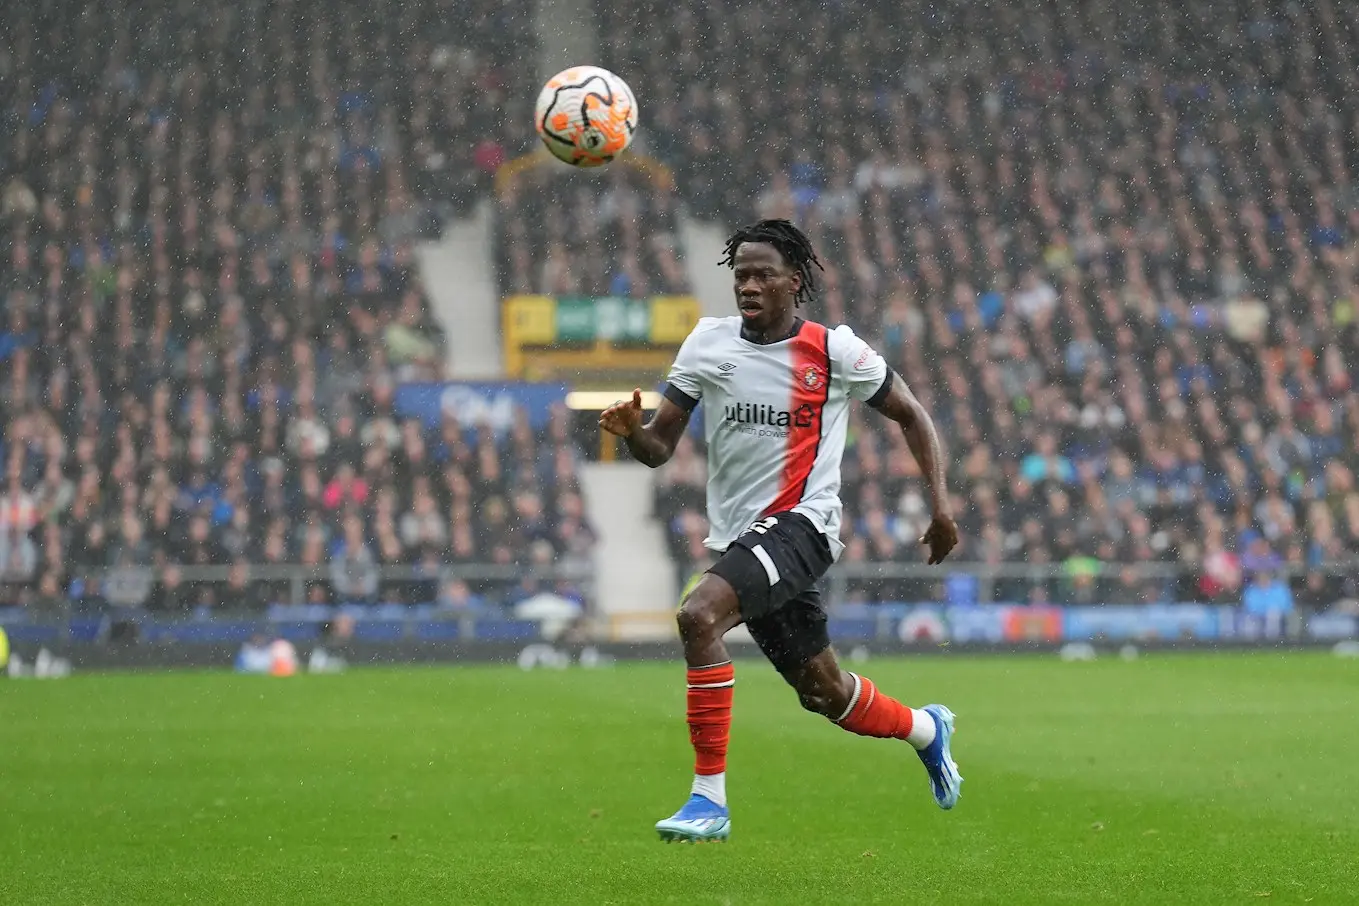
[865,369,895,408]
[663,382,699,413]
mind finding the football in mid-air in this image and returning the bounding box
[535,66,638,167]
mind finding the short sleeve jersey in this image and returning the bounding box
[665,317,890,559]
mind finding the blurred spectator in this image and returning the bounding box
[329,517,380,603]
[1243,571,1295,618]
[437,578,487,615]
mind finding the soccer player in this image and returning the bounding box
[599,219,963,843]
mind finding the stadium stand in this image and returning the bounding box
[0,0,593,617]
[4,0,1358,627]
[496,164,691,298]
[632,0,1359,608]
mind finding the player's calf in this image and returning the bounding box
[792,666,856,718]
[831,672,938,749]
[785,650,933,746]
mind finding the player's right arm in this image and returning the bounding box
[599,321,708,468]
[599,389,690,468]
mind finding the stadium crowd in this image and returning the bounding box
[0,0,593,613]
[4,0,1359,616]
[496,164,691,299]
[636,0,1359,608]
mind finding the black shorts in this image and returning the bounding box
[707,511,835,677]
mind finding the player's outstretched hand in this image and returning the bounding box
[920,513,959,565]
[599,388,645,438]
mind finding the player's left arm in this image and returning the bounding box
[833,326,958,565]
[868,373,958,564]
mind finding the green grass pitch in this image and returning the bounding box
[3,652,1357,904]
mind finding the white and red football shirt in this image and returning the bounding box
[664,316,890,559]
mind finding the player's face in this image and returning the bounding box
[732,242,800,333]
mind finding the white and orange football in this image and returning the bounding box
[535,66,638,167]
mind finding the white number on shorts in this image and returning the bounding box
[748,516,779,535]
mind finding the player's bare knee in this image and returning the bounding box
[676,573,741,649]
[676,597,723,645]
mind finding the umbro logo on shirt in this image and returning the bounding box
[717,363,737,377]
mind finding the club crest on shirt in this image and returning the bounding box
[798,364,826,392]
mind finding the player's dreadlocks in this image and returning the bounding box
[719,219,824,307]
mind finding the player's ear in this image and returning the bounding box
[788,271,802,297]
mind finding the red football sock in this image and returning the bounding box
[835,673,915,740]
[686,662,734,775]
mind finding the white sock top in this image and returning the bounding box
[906,708,937,749]
[691,772,727,808]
